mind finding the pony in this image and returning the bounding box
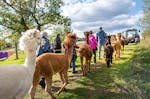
[117,32,126,50]
[111,34,121,59]
[0,29,42,99]
[78,31,93,76]
[104,36,114,67]
[29,33,77,99]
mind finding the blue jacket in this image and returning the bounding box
[96,30,106,44]
[37,36,51,56]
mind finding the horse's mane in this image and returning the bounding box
[63,33,77,48]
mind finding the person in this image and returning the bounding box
[53,33,62,53]
[70,42,79,73]
[36,31,51,89]
[89,31,97,64]
[36,32,51,56]
[96,27,106,59]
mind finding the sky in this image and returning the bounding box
[61,0,144,37]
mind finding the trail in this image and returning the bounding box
[25,44,138,99]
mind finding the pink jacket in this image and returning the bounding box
[89,34,97,50]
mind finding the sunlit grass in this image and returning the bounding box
[0,50,25,66]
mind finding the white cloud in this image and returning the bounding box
[61,0,143,37]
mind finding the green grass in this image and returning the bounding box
[0,40,150,99]
[0,50,25,66]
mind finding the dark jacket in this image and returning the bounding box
[37,36,51,56]
[54,37,62,49]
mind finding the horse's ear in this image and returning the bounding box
[33,29,40,38]
[33,30,37,38]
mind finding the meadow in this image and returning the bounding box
[0,40,150,99]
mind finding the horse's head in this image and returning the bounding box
[111,35,117,42]
[117,32,122,38]
[63,33,77,49]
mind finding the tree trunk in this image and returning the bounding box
[37,24,41,31]
[15,42,18,59]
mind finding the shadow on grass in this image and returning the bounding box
[25,44,149,99]
[58,44,150,99]
[57,64,124,99]
[60,87,121,99]
[119,57,128,60]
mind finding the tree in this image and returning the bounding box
[142,0,150,27]
[141,0,150,37]
[0,0,71,58]
[0,39,7,50]
[9,32,21,59]
[0,0,69,31]
[49,16,71,43]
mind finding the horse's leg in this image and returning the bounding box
[59,72,65,84]
[86,58,90,72]
[116,49,119,59]
[80,57,85,76]
[113,51,116,60]
[59,72,66,91]
[45,76,56,99]
[29,68,40,99]
[113,46,117,60]
[118,49,121,58]
[110,54,113,64]
[57,71,68,95]
[89,57,92,70]
[84,58,89,75]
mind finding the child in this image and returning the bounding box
[70,44,79,73]
[89,31,97,64]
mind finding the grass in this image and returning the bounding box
[0,40,150,99]
[0,50,25,66]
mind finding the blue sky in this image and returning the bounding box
[0,0,144,38]
[61,0,144,37]
[130,0,144,15]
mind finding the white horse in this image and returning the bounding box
[0,29,42,99]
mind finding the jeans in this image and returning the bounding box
[98,43,105,59]
[71,55,77,73]
[93,49,97,63]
